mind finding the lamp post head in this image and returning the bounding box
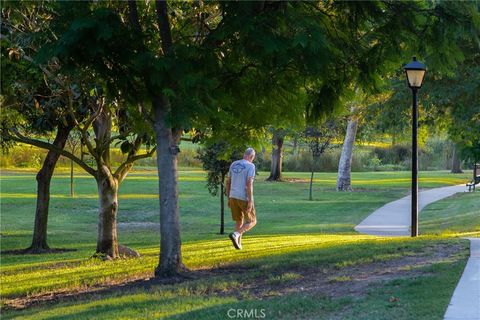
[404,57,426,89]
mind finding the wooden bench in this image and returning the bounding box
[467,164,480,191]
[466,175,480,191]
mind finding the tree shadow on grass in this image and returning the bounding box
[1,248,78,255]
[2,296,232,320]
[162,293,338,320]
[3,288,340,320]
[2,237,468,320]
[2,265,253,311]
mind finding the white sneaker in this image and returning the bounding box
[229,232,242,250]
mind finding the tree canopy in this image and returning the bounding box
[2,0,479,276]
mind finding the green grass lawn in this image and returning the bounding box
[0,169,478,319]
[420,192,480,235]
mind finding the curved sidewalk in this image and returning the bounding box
[354,184,479,320]
[444,238,480,320]
[354,185,466,236]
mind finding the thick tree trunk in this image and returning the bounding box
[451,144,463,173]
[95,165,119,258]
[91,102,120,258]
[27,125,72,253]
[336,117,359,191]
[220,180,225,235]
[154,96,186,278]
[266,131,284,181]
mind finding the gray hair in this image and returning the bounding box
[244,147,256,157]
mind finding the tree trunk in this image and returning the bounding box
[153,96,186,278]
[95,165,119,258]
[27,124,73,253]
[475,162,479,181]
[451,144,463,173]
[220,180,225,235]
[336,117,359,191]
[266,131,284,181]
[309,170,314,201]
[70,159,75,197]
[91,102,120,258]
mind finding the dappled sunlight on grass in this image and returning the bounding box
[1,169,477,319]
[2,235,470,320]
[0,230,32,236]
[1,257,87,274]
[423,231,480,238]
[0,193,97,199]
[8,290,236,320]
[268,223,355,231]
[420,192,480,235]
[116,176,206,182]
[1,233,447,299]
[0,174,93,180]
[0,234,384,298]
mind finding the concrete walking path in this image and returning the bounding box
[354,184,479,319]
[444,238,480,320]
[354,185,467,236]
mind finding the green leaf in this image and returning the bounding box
[120,141,132,154]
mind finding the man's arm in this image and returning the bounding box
[226,176,231,207]
[246,177,254,212]
[225,176,231,196]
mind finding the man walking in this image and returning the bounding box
[226,148,257,250]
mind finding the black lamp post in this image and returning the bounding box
[404,57,426,237]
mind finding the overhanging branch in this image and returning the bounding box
[6,128,96,176]
[21,53,65,89]
[114,146,156,182]
[68,97,104,161]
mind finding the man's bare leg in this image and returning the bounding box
[235,220,243,233]
[229,220,244,250]
[238,219,256,234]
[231,219,256,249]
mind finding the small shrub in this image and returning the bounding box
[254,152,271,172]
[367,155,382,171]
[178,147,202,167]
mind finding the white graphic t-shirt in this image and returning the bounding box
[228,159,255,201]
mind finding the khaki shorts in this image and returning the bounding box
[229,198,256,223]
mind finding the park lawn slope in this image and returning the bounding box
[1,236,470,320]
[1,170,478,319]
[420,192,480,235]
